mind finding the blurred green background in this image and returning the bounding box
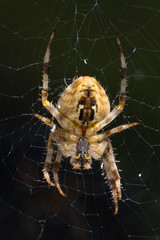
[0,1,160,240]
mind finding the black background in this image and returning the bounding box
[0,1,160,240]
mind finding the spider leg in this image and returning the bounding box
[53,149,66,197]
[41,31,58,115]
[103,138,121,214]
[43,131,66,197]
[43,132,55,187]
[35,113,68,196]
[101,122,139,140]
[86,37,127,136]
[34,113,79,144]
[41,31,81,135]
[34,113,55,128]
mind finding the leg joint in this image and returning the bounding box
[44,63,49,73]
[121,68,127,78]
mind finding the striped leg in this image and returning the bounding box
[86,37,127,135]
[103,138,121,214]
[34,113,55,128]
[43,132,66,197]
[53,149,66,197]
[41,31,60,124]
[42,31,56,103]
[43,132,55,186]
[41,31,81,135]
[100,122,139,140]
[41,31,59,120]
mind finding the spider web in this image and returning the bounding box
[1,0,160,239]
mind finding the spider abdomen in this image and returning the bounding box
[57,76,110,126]
[78,96,97,122]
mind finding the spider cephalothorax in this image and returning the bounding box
[73,136,91,169]
[34,31,139,214]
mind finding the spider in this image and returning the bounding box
[34,31,139,214]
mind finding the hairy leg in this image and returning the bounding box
[86,37,127,136]
[101,122,139,139]
[43,132,55,186]
[34,113,55,128]
[41,31,81,135]
[103,138,121,214]
[53,149,66,196]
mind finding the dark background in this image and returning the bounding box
[0,0,160,240]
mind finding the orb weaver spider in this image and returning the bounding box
[34,31,139,214]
